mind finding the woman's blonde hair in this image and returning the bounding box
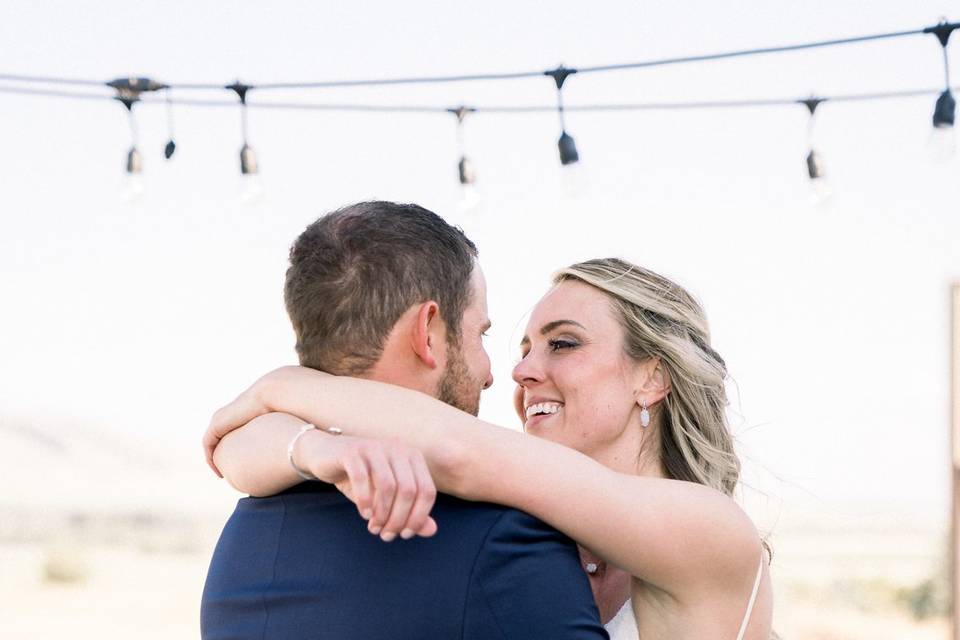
[555,258,740,496]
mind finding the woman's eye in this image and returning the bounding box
[548,339,578,352]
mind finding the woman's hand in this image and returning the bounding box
[298,431,439,541]
[204,366,317,476]
[203,367,440,541]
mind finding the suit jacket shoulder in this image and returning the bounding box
[463,508,609,640]
[201,485,608,640]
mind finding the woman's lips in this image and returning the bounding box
[525,409,560,429]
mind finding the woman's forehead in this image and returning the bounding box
[526,280,618,332]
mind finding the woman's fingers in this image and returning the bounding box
[378,451,419,541]
[355,441,439,542]
[203,385,270,475]
[202,406,234,476]
[365,444,398,535]
[419,516,439,537]
[400,451,438,539]
[340,453,374,522]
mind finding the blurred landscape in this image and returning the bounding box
[0,415,235,638]
[0,415,950,639]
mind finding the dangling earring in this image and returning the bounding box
[640,401,650,428]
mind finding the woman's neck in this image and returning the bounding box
[587,418,665,479]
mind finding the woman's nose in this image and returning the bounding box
[512,350,544,386]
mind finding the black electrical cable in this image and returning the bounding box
[0,22,954,92]
[249,69,545,90]
[0,73,106,87]
[577,26,931,74]
[0,85,115,101]
[0,82,950,113]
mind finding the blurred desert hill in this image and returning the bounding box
[0,414,952,638]
[0,414,242,638]
[0,411,948,569]
[0,413,237,550]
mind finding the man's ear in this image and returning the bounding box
[411,300,442,369]
[636,357,670,406]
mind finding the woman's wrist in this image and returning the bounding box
[288,424,321,481]
[296,426,347,485]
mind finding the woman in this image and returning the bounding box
[205,258,773,640]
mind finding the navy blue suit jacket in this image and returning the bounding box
[201,481,608,639]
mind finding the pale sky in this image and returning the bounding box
[1,1,958,529]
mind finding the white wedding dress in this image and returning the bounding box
[602,554,765,640]
[604,600,639,640]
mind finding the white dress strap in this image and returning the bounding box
[734,554,765,640]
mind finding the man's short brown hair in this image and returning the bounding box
[284,201,478,375]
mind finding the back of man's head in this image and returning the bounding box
[284,201,478,376]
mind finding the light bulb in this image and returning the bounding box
[120,174,145,202]
[926,126,957,162]
[560,161,590,199]
[239,174,265,204]
[120,146,144,202]
[237,143,263,203]
[457,184,482,214]
[808,176,833,206]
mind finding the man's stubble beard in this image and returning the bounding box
[437,342,482,416]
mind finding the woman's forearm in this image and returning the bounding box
[214,412,310,497]
[253,368,761,597]
[258,368,511,500]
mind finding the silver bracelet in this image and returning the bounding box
[287,423,343,481]
[287,424,318,481]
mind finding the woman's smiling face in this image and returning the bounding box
[512,279,645,457]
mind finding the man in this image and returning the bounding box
[200,201,608,639]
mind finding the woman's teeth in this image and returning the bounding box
[525,402,563,420]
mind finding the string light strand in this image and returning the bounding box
[0,21,954,92]
[0,82,953,113]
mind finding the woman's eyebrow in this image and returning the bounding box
[539,319,586,335]
[519,319,586,347]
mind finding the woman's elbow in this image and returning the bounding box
[218,466,257,496]
[213,452,265,496]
